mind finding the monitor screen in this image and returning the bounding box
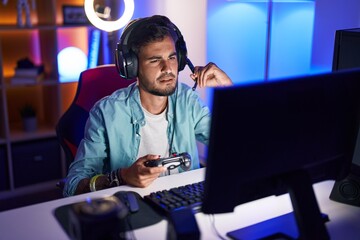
[202,68,360,215]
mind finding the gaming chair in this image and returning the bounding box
[56,64,136,188]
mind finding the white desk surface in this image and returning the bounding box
[0,168,359,240]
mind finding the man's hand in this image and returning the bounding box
[121,154,167,188]
[190,62,233,88]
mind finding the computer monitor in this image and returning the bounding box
[202,69,360,239]
[330,28,360,207]
[332,28,360,71]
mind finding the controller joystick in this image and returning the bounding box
[144,152,191,171]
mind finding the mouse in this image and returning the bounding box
[113,191,140,213]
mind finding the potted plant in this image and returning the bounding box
[20,104,37,132]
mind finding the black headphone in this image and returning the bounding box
[115,16,188,80]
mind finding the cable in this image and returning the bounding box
[121,217,137,240]
[208,214,227,240]
[168,80,178,157]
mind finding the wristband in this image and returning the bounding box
[108,168,126,187]
[89,174,103,192]
[117,168,126,185]
[109,170,120,187]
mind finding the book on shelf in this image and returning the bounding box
[14,65,45,77]
[11,73,45,85]
[11,64,45,85]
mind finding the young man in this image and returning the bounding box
[63,15,232,197]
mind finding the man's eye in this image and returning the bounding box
[150,59,159,63]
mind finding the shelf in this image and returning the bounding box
[9,126,56,143]
[0,24,92,32]
[4,79,59,88]
[0,0,88,197]
[0,179,59,199]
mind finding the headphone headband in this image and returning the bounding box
[115,16,188,79]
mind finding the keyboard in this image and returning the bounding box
[144,181,204,215]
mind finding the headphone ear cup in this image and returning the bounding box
[115,44,138,80]
[124,51,138,79]
[115,18,144,80]
[115,46,125,78]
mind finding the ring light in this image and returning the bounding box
[84,0,135,32]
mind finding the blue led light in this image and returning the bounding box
[88,29,101,69]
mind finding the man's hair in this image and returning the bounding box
[127,15,177,55]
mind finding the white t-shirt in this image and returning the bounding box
[137,107,178,176]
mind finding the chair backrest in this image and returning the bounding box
[56,64,136,169]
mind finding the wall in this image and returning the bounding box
[89,0,360,92]
[207,0,316,85]
[311,0,360,73]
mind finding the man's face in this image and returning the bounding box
[137,35,178,96]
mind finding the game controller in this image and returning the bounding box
[144,152,192,171]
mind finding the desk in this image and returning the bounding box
[0,168,359,240]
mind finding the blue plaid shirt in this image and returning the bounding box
[64,82,211,196]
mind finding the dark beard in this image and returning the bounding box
[148,83,177,96]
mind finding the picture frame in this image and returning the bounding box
[62,5,89,25]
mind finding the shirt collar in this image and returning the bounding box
[127,83,179,125]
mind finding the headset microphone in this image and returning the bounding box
[186,58,198,91]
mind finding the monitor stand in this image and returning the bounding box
[227,170,330,240]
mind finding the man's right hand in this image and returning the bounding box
[121,154,167,188]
